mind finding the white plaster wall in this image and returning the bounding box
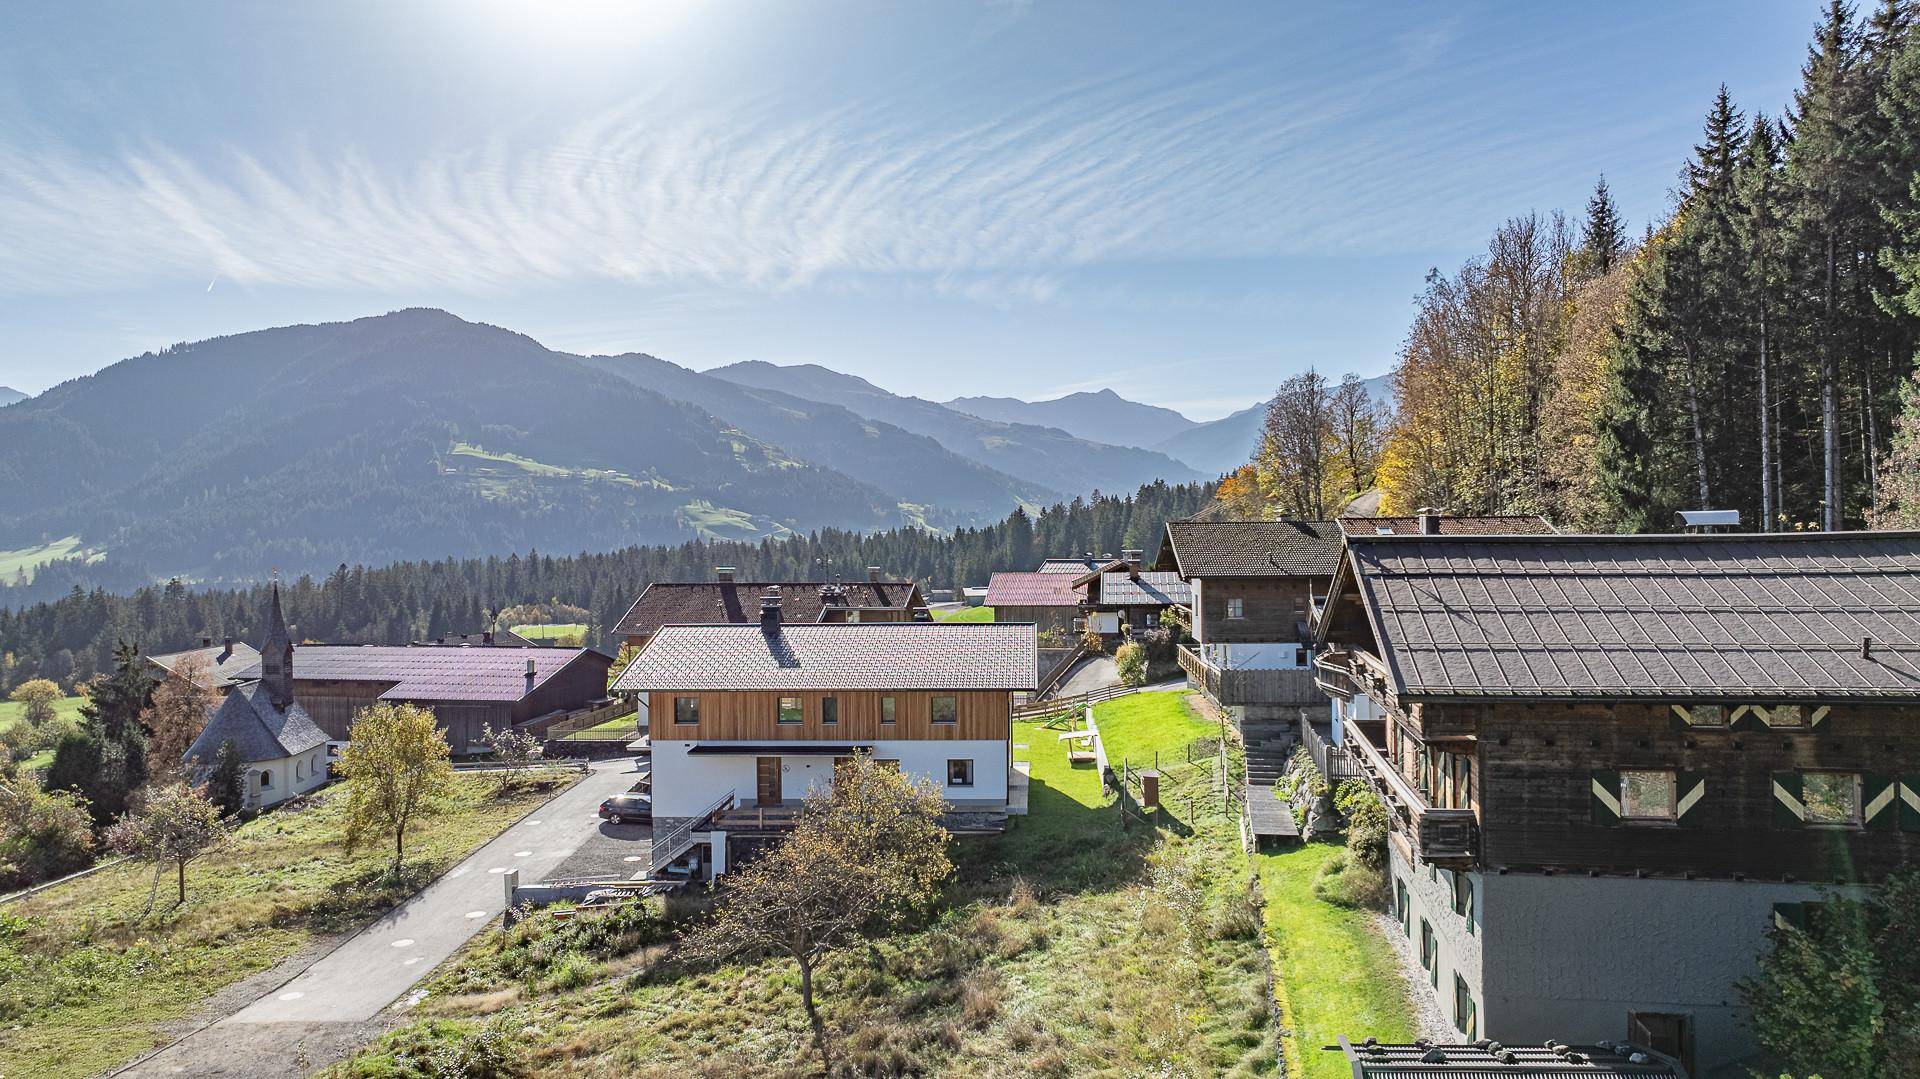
[653,738,1008,817]
[1390,844,1483,1037]
[1480,872,1834,1075]
[651,740,757,818]
[253,748,329,809]
[1207,642,1306,669]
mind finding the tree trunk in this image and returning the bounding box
[1682,343,1711,509]
[1822,228,1841,531]
[1758,306,1774,531]
[177,858,187,906]
[798,953,830,1076]
[394,821,406,872]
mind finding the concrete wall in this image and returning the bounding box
[251,747,330,809]
[652,738,1009,818]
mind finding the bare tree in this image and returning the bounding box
[143,657,217,784]
[478,722,543,788]
[1329,374,1388,499]
[1259,370,1334,518]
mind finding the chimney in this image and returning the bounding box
[483,630,494,645]
[760,586,783,632]
[201,636,212,648]
[525,657,537,680]
[867,565,883,582]
[1416,507,1441,535]
[716,566,737,583]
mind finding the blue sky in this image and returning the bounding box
[0,2,1814,418]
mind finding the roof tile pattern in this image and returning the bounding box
[984,572,1082,607]
[615,580,919,638]
[1336,515,1557,536]
[231,645,595,703]
[615,622,1039,691]
[1096,571,1193,606]
[1162,520,1343,578]
[148,642,262,687]
[1347,533,1920,699]
[1039,558,1106,574]
[185,682,329,764]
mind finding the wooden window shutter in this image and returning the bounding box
[1675,771,1707,826]
[1863,774,1897,832]
[1771,772,1805,827]
[1590,770,1622,825]
[1901,777,1920,833]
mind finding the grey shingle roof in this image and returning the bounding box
[614,580,921,638]
[1039,557,1105,574]
[1160,520,1343,578]
[1096,571,1192,606]
[1336,515,1556,536]
[229,645,600,703]
[147,642,261,688]
[185,682,329,765]
[1345,532,1920,700]
[614,622,1039,691]
[984,572,1082,607]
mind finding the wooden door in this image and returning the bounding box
[756,757,780,805]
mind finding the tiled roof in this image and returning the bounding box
[614,622,1039,691]
[1336,515,1557,536]
[984,571,1083,608]
[1160,520,1343,578]
[229,645,603,703]
[1039,557,1105,574]
[614,580,920,638]
[1096,571,1192,606]
[1339,1040,1678,1076]
[1345,532,1920,700]
[148,642,261,687]
[185,682,329,765]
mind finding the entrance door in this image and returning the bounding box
[755,757,781,805]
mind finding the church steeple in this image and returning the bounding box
[260,579,295,709]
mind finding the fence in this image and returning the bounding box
[1301,716,1366,783]
[1177,646,1325,707]
[1011,682,1133,721]
[535,698,637,740]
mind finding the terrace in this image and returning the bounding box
[1343,718,1478,868]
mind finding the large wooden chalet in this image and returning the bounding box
[613,566,926,651]
[1313,530,1920,1075]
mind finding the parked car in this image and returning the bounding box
[598,792,651,824]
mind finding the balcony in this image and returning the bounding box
[1345,719,1478,868]
[1178,645,1326,707]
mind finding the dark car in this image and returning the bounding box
[598,792,651,824]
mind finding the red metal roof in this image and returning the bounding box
[984,571,1082,608]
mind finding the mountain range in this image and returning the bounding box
[0,387,25,407]
[0,309,1307,588]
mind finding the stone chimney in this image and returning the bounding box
[867,565,884,582]
[1416,508,1441,535]
[201,636,212,648]
[760,586,783,632]
[716,566,737,583]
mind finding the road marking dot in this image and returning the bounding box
[391,938,414,948]
[277,991,304,1001]
[487,867,509,874]
[623,856,643,863]
[403,956,425,965]
[513,850,531,857]
[526,819,541,825]
[466,910,489,919]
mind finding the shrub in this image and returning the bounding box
[1335,780,1390,869]
[1080,628,1106,655]
[1211,885,1265,941]
[1114,642,1147,687]
[1311,849,1389,910]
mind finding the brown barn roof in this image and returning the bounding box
[1342,532,1920,700]
[614,622,1038,691]
[148,641,261,688]
[984,572,1083,608]
[613,580,922,639]
[229,645,606,703]
[1158,520,1343,578]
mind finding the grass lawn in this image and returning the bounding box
[334,696,1280,1078]
[1255,845,1418,1077]
[1094,690,1220,770]
[560,713,640,740]
[0,693,87,733]
[0,536,104,584]
[934,604,994,623]
[514,622,589,644]
[0,772,576,1079]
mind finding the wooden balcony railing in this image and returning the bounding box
[1178,645,1326,707]
[1344,719,1478,867]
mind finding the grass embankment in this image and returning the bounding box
[0,772,575,1079]
[1255,845,1418,1078]
[336,691,1280,1077]
[560,713,641,740]
[934,605,994,623]
[513,623,589,645]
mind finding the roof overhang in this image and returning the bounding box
[685,742,876,755]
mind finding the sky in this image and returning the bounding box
[0,2,1817,419]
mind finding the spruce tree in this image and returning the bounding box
[1579,176,1627,277]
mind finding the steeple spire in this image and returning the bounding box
[260,578,295,709]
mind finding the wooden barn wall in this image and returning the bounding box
[1193,576,1322,645]
[647,689,1011,742]
[993,606,1076,634]
[511,652,614,723]
[293,678,392,740]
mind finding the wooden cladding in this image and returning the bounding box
[1193,576,1319,646]
[649,689,1012,741]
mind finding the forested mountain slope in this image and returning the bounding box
[944,387,1197,447]
[710,361,1205,494]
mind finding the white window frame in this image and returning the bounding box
[1226,597,1245,620]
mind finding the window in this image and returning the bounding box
[673,696,700,725]
[947,759,974,786]
[778,696,803,725]
[931,696,957,724]
[881,696,897,724]
[1226,597,1245,620]
[295,760,305,780]
[875,758,901,772]
[1628,1013,1693,1074]
[1762,704,1805,728]
[1396,878,1411,936]
[1419,920,1437,986]
[1680,704,1727,728]
[1803,772,1861,825]
[1454,975,1478,1039]
[258,769,273,789]
[1621,770,1678,821]
[1450,871,1475,934]
[821,696,839,725]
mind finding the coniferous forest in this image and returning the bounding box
[0,481,1213,690]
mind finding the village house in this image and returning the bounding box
[182,586,328,810]
[1313,530,1920,1076]
[1072,550,1192,638]
[146,637,261,690]
[615,590,1036,879]
[984,570,1082,636]
[612,566,926,651]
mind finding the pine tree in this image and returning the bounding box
[1578,176,1628,277]
[1736,115,1791,530]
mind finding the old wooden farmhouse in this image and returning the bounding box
[613,566,926,650]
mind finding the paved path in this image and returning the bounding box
[1056,656,1119,696]
[120,757,646,1076]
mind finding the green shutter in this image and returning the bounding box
[1590,770,1622,825]
[1901,778,1920,833]
[1675,771,1707,826]
[1863,774,1897,832]
[1771,772,1805,828]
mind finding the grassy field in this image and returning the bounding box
[1256,845,1418,1077]
[335,692,1280,1077]
[0,536,104,584]
[934,604,994,623]
[559,713,641,740]
[1094,690,1219,770]
[514,622,589,645]
[0,693,87,732]
[0,772,576,1079]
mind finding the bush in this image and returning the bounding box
[1311,849,1389,910]
[1335,779,1389,869]
[1080,628,1106,655]
[1114,642,1147,687]
[0,782,95,890]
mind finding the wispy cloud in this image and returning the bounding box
[0,53,1519,303]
